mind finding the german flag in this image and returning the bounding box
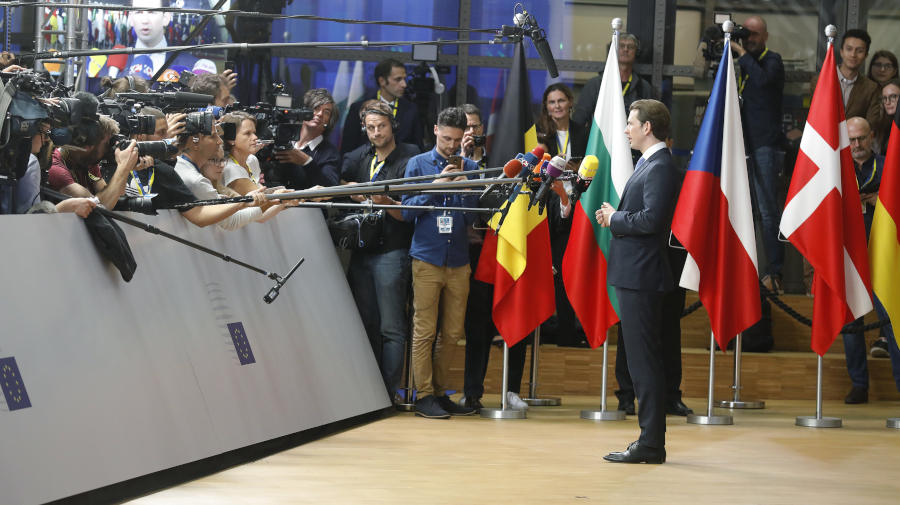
[870,105,900,347]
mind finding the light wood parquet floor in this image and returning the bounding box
[128,396,900,505]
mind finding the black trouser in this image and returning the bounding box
[616,287,666,449]
[615,286,686,404]
[463,243,496,400]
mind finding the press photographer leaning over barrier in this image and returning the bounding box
[172,113,292,230]
[46,94,146,210]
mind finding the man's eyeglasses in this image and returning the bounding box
[882,94,899,104]
[466,123,482,130]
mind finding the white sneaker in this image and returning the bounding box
[506,391,529,410]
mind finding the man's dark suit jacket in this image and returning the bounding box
[607,146,679,291]
[340,94,424,155]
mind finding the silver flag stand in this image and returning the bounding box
[395,336,415,412]
[887,418,900,429]
[796,355,842,427]
[523,326,561,406]
[481,342,527,419]
[716,333,765,409]
[581,338,626,421]
[687,332,733,425]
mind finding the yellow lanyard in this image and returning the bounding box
[739,47,769,95]
[230,155,257,184]
[130,166,155,196]
[621,73,633,96]
[377,90,399,117]
[858,157,877,191]
[557,130,569,157]
[369,155,386,181]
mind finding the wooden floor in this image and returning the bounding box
[128,396,900,505]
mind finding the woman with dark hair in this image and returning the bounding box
[868,50,898,87]
[536,83,588,161]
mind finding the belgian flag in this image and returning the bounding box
[476,42,554,346]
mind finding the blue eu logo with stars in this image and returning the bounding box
[0,357,32,411]
[227,322,256,366]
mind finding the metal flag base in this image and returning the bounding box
[687,332,733,426]
[522,326,562,407]
[481,342,527,419]
[687,413,733,425]
[581,409,627,421]
[796,415,842,428]
[887,418,900,429]
[716,400,765,409]
[580,340,626,421]
[395,401,415,412]
[796,355,841,428]
[716,333,765,409]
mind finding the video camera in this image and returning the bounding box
[235,83,313,159]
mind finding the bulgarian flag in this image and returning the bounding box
[561,33,634,348]
[476,193,556,346]
[869,99,900,347]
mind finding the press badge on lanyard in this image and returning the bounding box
[438,214,453,234]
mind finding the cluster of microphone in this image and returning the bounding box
[480,145,600,228]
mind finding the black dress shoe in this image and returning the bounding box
[617,399,636,416]
[603,441,666,464]
[844,386,868,404]
[666,399,694,416]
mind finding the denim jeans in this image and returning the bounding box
[842,295,900,390]
[348,248,411,394]
[748,145,784,277]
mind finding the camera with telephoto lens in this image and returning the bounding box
[183,110,215,136]
[99,99,156,136]
[235,84,313,160]
[109,134,179,159]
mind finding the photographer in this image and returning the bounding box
[733,15,786,293]
[173,120,289,230]
[47,113,147,211]
[272,88,340,190]
[190,72,237,108]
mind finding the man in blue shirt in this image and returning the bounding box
[402,106,479,419]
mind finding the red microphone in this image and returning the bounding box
[502,158,524,178]
[107,45,128,79]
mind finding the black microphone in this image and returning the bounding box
[117,91,214,109]
[514,11,559,78]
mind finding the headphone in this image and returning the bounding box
[360,101,399,135]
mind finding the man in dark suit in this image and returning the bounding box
[596,99,679,464]
[340,58,424,154]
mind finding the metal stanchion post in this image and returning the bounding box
[581,339,626,421]
[796,355,841,427]
[523,326,561,406]
[481,342,527,419]
[687,332,733,425]
[717,333,765,409]
[395,336,415,412]
[887,418,900,429]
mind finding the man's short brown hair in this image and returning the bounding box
[629,99,670,141]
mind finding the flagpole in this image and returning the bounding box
[581,330,626,421]
[794,25,843,430]
[687,331,733,425]
[480,342,527,419]
[716,333,765,409]
[395,334,415,412]
[579,18,629,423]
[523,325,562,406]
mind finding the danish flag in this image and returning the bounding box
[779,40,873,356]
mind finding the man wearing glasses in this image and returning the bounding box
[573,32,655,127]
